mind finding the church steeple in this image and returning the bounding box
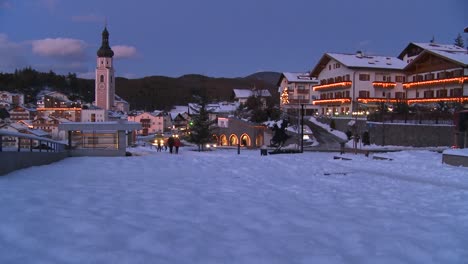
[97,26,114,58]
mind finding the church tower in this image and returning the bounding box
[95,27,115,110]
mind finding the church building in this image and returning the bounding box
[95,27,116,111]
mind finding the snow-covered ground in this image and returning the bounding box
[1,147,467,263]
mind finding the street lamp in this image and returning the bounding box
[300,104,304,153]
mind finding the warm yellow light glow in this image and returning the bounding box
[407,97,468,104]
[357,98,399,104]
[403,77,468,89]
[312,98,351,105]
[37,107,82,111]
[372,82,396,88]
[313,81,352,91]
[281,87,290,104]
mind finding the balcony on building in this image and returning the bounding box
[403,70,468,89]
[314,76,352,91]
[312,97,351,105]
[288,99,310,104]
[372,81,397,89]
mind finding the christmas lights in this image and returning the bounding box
[357,98,399,104]
[280,87,289,104]
[407,97,468,104]
[372,82,396,88]
[403,77,468,89]
[313,81,352,91]
[312,98,351,105]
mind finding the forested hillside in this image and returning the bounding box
[0,68,281,110]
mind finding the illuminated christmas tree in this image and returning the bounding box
[281,87,289,105]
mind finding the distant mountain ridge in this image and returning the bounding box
[115,71,282,111]
[0,69,282,111]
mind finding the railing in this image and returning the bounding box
[0,130,67,152]
[312,98,352,105]
[367,112,454,125]
[313,81,352,91]
[372,82,396,89]
[403,76,468,89]
[288,99,310,104]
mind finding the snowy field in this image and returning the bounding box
[1,147,468,263]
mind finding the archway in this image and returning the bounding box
[229,134,238,146]
[256,134,263,147]
[240,133,251,147]
[220,134,228,146]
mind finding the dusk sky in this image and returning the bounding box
[0,0,467,79]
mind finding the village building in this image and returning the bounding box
[0,91,24,107]
[310,52,407,115]
[232,88,271,107]
[31,116,68,140]
[128,111,171,135]
[114,94,130,113]
[277,72,319,115]
[0,122,50,149]
[308,43,468,116]
[8,105,37,122]
[81,106,107,122]
[214,117,267,148]
[398,43,468,106]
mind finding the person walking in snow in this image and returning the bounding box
[156,140,162,152]
[167,136,175,154]
[174,137,181,154]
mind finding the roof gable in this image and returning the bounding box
[311,53,405,77]
[404,49,468,72]
[398,42,467,59]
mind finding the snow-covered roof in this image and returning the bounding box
[233,89,271,99]
[172,105,189,114]
[281,72,318,83]
[397,42,467,59]
[327,53,407,70]
[412,42,466,53]
[27,128,50,137]
[427,49,468,66]
[310,52,407,77]
[9,122,28,131]
[189,102,239,115]
[115,94,128,103]
[405,49,468,71]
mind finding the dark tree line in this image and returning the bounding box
[0,68,94,103]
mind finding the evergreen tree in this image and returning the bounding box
[189,96,216,151]
[237,93,279,123]
[454,33,465,48]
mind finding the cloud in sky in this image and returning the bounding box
[112,45,138,59]
[32,38,86,58]
[71,14,104,23]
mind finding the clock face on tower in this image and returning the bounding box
[99,84,105,91]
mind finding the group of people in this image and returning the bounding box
[156,136,181,154]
